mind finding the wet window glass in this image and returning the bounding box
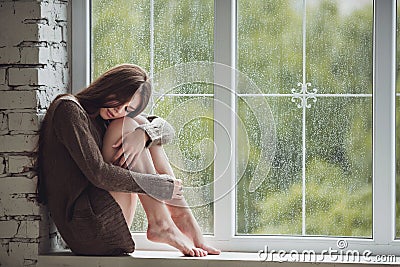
[92,0,214,233]
[237,0,373,237]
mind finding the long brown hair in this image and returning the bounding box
[35,64,152,204]
[76,64,152,118]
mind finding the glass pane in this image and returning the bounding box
[237,0,373,237]
[133,95,214,233]
[151,62,214,96]
[237,97,302,235]
[307,0,373,94]
[92,0,150,79]
[92,0,215,234]
[92,0,151,233]
[306,97,372,237]
[238,0,303,94]
[154,0,214,72]
[154,95,214,234]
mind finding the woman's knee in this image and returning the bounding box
[106,115,148,135]
[102,117,141,162]
[106,117,140,136]
[133,115,149,126]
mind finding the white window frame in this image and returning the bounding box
[71,0,399,255]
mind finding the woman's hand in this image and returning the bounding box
[170,177,184,200]
[112,128,149,168]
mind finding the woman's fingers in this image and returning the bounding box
[112,137,122,148]
[112,130,146,166]
[118,152,127,166]
[172,179,184,199]
[158,175,184,200]
[126,153,138,169]
[112,147,124,164]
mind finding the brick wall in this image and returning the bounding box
[0,1,69,266]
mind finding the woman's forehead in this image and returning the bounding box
[126,94,142,106]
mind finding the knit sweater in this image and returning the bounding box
[40,95,175,255]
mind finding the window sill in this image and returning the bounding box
[38,250,399,267]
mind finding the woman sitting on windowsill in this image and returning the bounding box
[35,64,220,257]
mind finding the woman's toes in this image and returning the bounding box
[202,249,208,257]
[194,248,201,257]
[201,244,221,255]
[185,249,195,257]
[193,248,208,257]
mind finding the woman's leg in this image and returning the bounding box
[102,117,207,257]
[102,118,138,228]
[149,145,220,255]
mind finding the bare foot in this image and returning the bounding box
[147,220,208,257]
[172,213,221,255]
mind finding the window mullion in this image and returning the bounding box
[71,0,90,93]
[213,0,237,241]
[149,0,154,79]
[373,0,396,244]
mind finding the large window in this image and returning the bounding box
[92,0,215,233]
[72,0,399,255]
[237,0,373,237]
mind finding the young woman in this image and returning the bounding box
[36,64,220,256]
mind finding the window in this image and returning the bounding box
[72,0,399,255]
[91,0,215,234]
[237,0,373,237]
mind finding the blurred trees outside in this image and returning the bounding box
[92,0,399,237]
[237,0,373,236]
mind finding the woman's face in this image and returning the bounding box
[99,94,142,120]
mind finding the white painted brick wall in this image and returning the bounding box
[37,87,66,109]
[8,68,43,87]
[0,135,38,153]
[0,91,38,109]
[0,69,5,85]
[0,48,21,65]
[8,156,34,174]
[8,113,40,132]
[0,114,7,135]
[0,177,38,196]
[0,196,40,217]
[7,67,65,88]
[0,2,40,47]
[0,156,5,174]
[5,242,38,267]
[20,45,68,65]
[0,221,19,238]
[0,177,39,216]
[16,220,40,239]
[39,24,63,44]
[0,0,69,266]
[20,47,44,65]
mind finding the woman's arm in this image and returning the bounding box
[52,100,175,200]
[109,115,175,168]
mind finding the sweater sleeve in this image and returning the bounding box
[52,100,174,200]
[135,115,175,148]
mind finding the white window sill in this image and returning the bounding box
[38,250,399,267]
